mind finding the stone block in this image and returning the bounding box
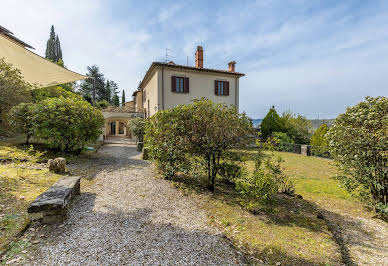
[48,157,66,174]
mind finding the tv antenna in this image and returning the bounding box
[165,48,173,63]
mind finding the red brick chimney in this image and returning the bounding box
[228,61,236,72]
[195,46,203,68]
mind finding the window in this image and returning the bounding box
[171,76,189,93]
[176,77,184,92]
[214,80,229,96]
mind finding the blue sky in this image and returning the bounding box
[2,0,388,118]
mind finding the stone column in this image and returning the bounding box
[116,121,119,136]
[124,123,127,136]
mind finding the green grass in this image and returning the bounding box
[0,141,63,252]
[172,150,370,265]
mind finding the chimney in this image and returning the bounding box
[195,46,203,68]
[228,61,236,72]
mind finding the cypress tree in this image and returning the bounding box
[55,35,63,63]
[45,25,63,65]
[122,90,126,106]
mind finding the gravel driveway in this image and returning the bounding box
[25,141,246,265]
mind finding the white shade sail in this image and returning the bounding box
[0,34,87,88]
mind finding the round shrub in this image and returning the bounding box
[35,97,104,153]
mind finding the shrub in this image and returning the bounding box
[327,96,388,213]
[281,111,312,144]
[260,106,284,140]
[34,97,104,153]
[236,147,294,206]
[31,86,81,102]
[271,132,294,152]
[145,106,190,179]
[0,58,31,129]
[95,100,110,109]
[130,117,146,142]
[310,123,329,156]
[8,103,38,144]
[145,98,254,189]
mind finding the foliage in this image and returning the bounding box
[122,90,126,106]
[271,132,294,152]
[130,117,146,142]
[236,147,294,205]
[310,123,329,156]
[31,86,81,102]
[281,111,312,144]
[145,106,190,179]
[96,100,110,109]
[145,99,254,189]
[80,65,113,103]
[260,106,284,140]
[112,93,120,107]
[45,25,63,65]
[34,97,104,153]
[8,103,38,144]
[0,58,31,129]
[326,96,388,213]
[218,151,247,184]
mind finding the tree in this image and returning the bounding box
[260,106,284,140]
[45,25,63,65]
[34,97,104,153]
[105,80,111,103]
[0,58,31,129]
[8,103,38,144]
[112,84,120,106]
[282,111,312,144]
[31,86,81,103]
[327,96,388,214]
[311,123,328,147]
[122,90,126,106]
[130,117,146,142]
[145,98,254,190]
[80,65,107,103]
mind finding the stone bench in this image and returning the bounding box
[28,176,81,224]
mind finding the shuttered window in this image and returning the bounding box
[171,76,189,93]
[214,80,229,96]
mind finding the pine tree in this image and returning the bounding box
[122,90,126,106]
[80,65,105,103]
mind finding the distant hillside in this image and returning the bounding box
[251,118,263,128]
[251,118,335,130]
[310,119,335,130]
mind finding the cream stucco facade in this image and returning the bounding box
[139,63,243,117]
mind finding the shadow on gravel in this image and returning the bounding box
[67,144,150,180]
[32,192,247,265]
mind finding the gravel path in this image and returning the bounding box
[25,141,246,265]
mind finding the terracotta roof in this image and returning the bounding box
[140,61,245,88]
[0,25,34,49]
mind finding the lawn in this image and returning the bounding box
[0,142,62,253]
[172,150,369,265]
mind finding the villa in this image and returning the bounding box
[101,46,245,139]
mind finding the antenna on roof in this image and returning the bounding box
[165,48,173,63]
[187,56,188,66]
